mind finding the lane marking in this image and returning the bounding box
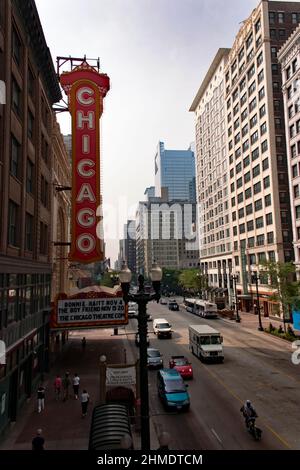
[211,428,222,445]
[201,362,291,449]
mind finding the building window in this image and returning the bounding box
[269,12,275,24]
[263,175,270,189]
[258,86,265,101]
[252,164,260,178]
[294,185,300,198]
[261,140,268,153]
[251,131,258,145]
[233,226,237,236]
[276,136,284,147]
[267,232,274,244]
[28,110,34,140]
[266,213,273,225]
[250,114,257,128]
[292,13,300,24]
[238,207,244,218]
[240,92,247,107]
[256,216,264,229]
[242,140,249,152]
[252,147,259,161]
[239,223,245,234]
[241,108,248,121]
[257,51,263,67]
[270,29,276,40]
[293,59,298,73]
[273,82,280,92]
[272,64,278,75]
[279,29,286,39]
[245,187,252,199]
[249,97,257,112]
[260,122,267,135]
[248,237,255,248]
[247,220,254,231]
[278,12,285,23]
[25,213,33,251]
[254,181,261,194]
[254,199,263,211]
[255,18,261,33]
[243,156,250,168]
[239,48,245,62]
[292,164,298,178]
[40,222,48,255]
[237,177,243,189]
[296,206,300,219]
[237,192,244,204]
[271,47,277,59]
[248,65,255,81]
[282,230,290,242]
[288,105,294,118]
[236,162,242,174]
[244,170,251,183]
[265,194,271,206]
[249,253,256,265]
[246,203,253,215]
[28,67,35,99]
[8,200,19,246]
[246,33,253,49]
[281,211,288,223]
[274,100,280,112]
[258,69,264,83]
[41,175,49,208]
[12,27,21,66]
[262,158,269,171]
[26,159,34,194]
[10,135,21,179]
[12,78,21,116]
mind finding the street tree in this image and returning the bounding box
[179,269,208,298]
[260,261,300,330]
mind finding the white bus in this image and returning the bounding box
[184,298,218,319]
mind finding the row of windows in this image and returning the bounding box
[233,213,273,235]
[233,232,274,251]
[232,194,272,220]
[231,176,270,206]
[8,200,49,253]
[269,11,300,24]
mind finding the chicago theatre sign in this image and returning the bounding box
[60,62,110,262]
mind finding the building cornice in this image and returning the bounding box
[189,48,230,112]
[14,0,61,104]
[278,23,300,67]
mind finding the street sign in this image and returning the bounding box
[106,366,136,386]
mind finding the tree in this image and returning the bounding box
[260,261,300,330]
[100,271,119,288]
[178,269,208,298]
[162,268,182,295]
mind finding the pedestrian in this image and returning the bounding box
[32,429,45,451]
[81,337,86,350]
[37,384,45,413]
[73,373,80,399]
[62,371,71,402]
[54,374,62,401]
[80,389,90,417]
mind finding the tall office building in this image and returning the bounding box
[155,141,196,202]
[190,48,232,305]
[124,220,136,273]
[0,0,63,433]
[278,22,300,277]
[224,1,300,316]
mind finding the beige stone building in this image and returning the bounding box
[278,23,300,277]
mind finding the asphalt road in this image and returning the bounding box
[125,298,300,450]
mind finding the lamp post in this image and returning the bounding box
[119,261,162,451]
[251,272,264,331]
[230,274,240,323]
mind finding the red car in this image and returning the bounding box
[169,356,193,379]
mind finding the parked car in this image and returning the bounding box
[157,368,190,411]
[168,300,179,311]
[169,356,193,379]
[160,298,168,305]
[135,332,150,347]
[147,348,163,368]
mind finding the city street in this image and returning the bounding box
[125,299,300,450]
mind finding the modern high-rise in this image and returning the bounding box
[224,0,300,317]
[190,48,232,305]
[155,141,196,202]
[278,22,300,277]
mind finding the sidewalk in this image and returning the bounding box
[0,327,157,450]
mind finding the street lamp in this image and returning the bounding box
[251,272,264,331]
[230,274,241,323]
[119,261,162,451]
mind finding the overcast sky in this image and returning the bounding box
[36,0,273,263]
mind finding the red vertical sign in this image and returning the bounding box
[60,63,109,263]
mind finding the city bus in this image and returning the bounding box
[184,298,218,319]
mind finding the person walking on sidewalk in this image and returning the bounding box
[80,389,90,417]
[81,337,86,350]
[62,371,71,402]
[73,373,80,399]
[54,374,62,401]
[37,384,45,413]
[32,429,45,451]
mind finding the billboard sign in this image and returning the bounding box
[60,62,109,263]
[51,291,127,329]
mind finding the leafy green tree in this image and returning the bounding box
[162,268,182,294]
[100,271,119,288]
[178,269,208,297]
[260,261,300,330]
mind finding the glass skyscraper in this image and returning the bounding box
[154,141,196,202]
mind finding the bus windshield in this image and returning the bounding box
[200,335,221,345]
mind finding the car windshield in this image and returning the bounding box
[165,379,186,393]
[173,358,188,366]
[148,349,160,358]
[211,336,221,344]
[200,336,210,345]
[158,323,170,329]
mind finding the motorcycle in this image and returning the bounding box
[246,417,262,441]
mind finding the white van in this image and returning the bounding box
[189,324,224,362]
[153,318,172,339]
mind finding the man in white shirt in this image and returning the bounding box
[73,373,80,399]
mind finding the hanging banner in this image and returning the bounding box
[60,62,110,263]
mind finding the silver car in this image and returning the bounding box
[147,348,163,369]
